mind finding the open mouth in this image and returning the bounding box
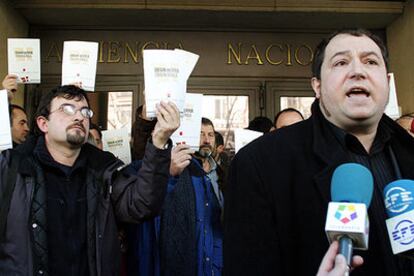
[346,88,370,97]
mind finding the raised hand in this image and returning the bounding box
[169,144,194,176]
[152,101,180,149]
[2,74,18,101]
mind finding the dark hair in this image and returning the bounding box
[215,131,224,146]
[247,116,273,133]
[9,104,26,125]
[312,29,389,79]
[90,123,102,139]
[274,108,304,128]
[32,85,90,136]
[202,117,215,131]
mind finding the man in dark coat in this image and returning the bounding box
[224,29,414,275]
[0,85,180,276]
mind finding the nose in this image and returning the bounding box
[350,60,366,79]
[23,124,29,132]
[73,109,85,121]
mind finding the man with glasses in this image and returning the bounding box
[0,85,180,276]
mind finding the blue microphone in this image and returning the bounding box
[325,163,374,271]
[383,179,414,256]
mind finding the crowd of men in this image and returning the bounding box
[1,28,414,276]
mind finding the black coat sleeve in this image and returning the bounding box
[111,140,171,223]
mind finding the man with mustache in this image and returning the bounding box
[224,29,414,275]
[158,117,225,276]
[0,85,180,276]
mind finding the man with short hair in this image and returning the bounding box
[224,29,414,275]
[9,104,29,147]
[0,85,180,276]
[160,117,224,276]
[272,107,304,130]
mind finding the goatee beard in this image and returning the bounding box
[67,131,85,147]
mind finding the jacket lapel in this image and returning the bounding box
[310,101,349,204]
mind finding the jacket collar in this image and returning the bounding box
[310,99,414,203]
[310,100,353,203]
[15,135,119,177]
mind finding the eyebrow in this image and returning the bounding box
[329,50,382,61]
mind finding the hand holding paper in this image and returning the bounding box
[152,101,181,149]
[169,144,194,176]
[2,74,18,101]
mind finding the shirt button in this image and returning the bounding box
[32,223,38,229]
[38,270,44,275]
[206,257,210,262]
[205,203,209,207]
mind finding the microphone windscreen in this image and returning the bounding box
[383,179,414,218]
[331,163,374,207]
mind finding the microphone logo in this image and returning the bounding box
[392,219,414,246]
[385,187,414,214]
[335,204,358,224]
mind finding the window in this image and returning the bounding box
[202,95,249,150]
[280,96,314,119]
[107,91,133,135]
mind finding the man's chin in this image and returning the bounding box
[198,149,212,158]
[67,134,86,147]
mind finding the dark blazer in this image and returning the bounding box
[224,101,414,276]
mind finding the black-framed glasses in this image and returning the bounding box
[50,103,94,119]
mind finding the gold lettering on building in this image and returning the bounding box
[44,40,184,64]
[124,42,139,63]
[227,42,313,66]
[227,43,242,65]
[286,44,292,66]
[245,45,264,65]
[98,41,105,63]
[45,42,62,63]
[294,45,314,66]
[265,44,283,65]
[142,41,160,50]
[107,41,121,63]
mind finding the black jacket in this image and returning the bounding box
[224,101,414,276]
[0,135,171,276]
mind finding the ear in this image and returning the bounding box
[36,116,49,134]
[311,77,321,99]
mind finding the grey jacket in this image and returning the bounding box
[0,136,171,276]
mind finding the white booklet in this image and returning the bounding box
[171,93,203,149]
[102,128,131,165]
[61,41,99,91]
[7,38,41,83]
[0,90,13,151]
[143,49,199,117]
[234,128,263,154]
[385,73,400,120]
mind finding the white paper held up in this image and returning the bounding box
[62,41,99,91]
[8,38,41,84]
